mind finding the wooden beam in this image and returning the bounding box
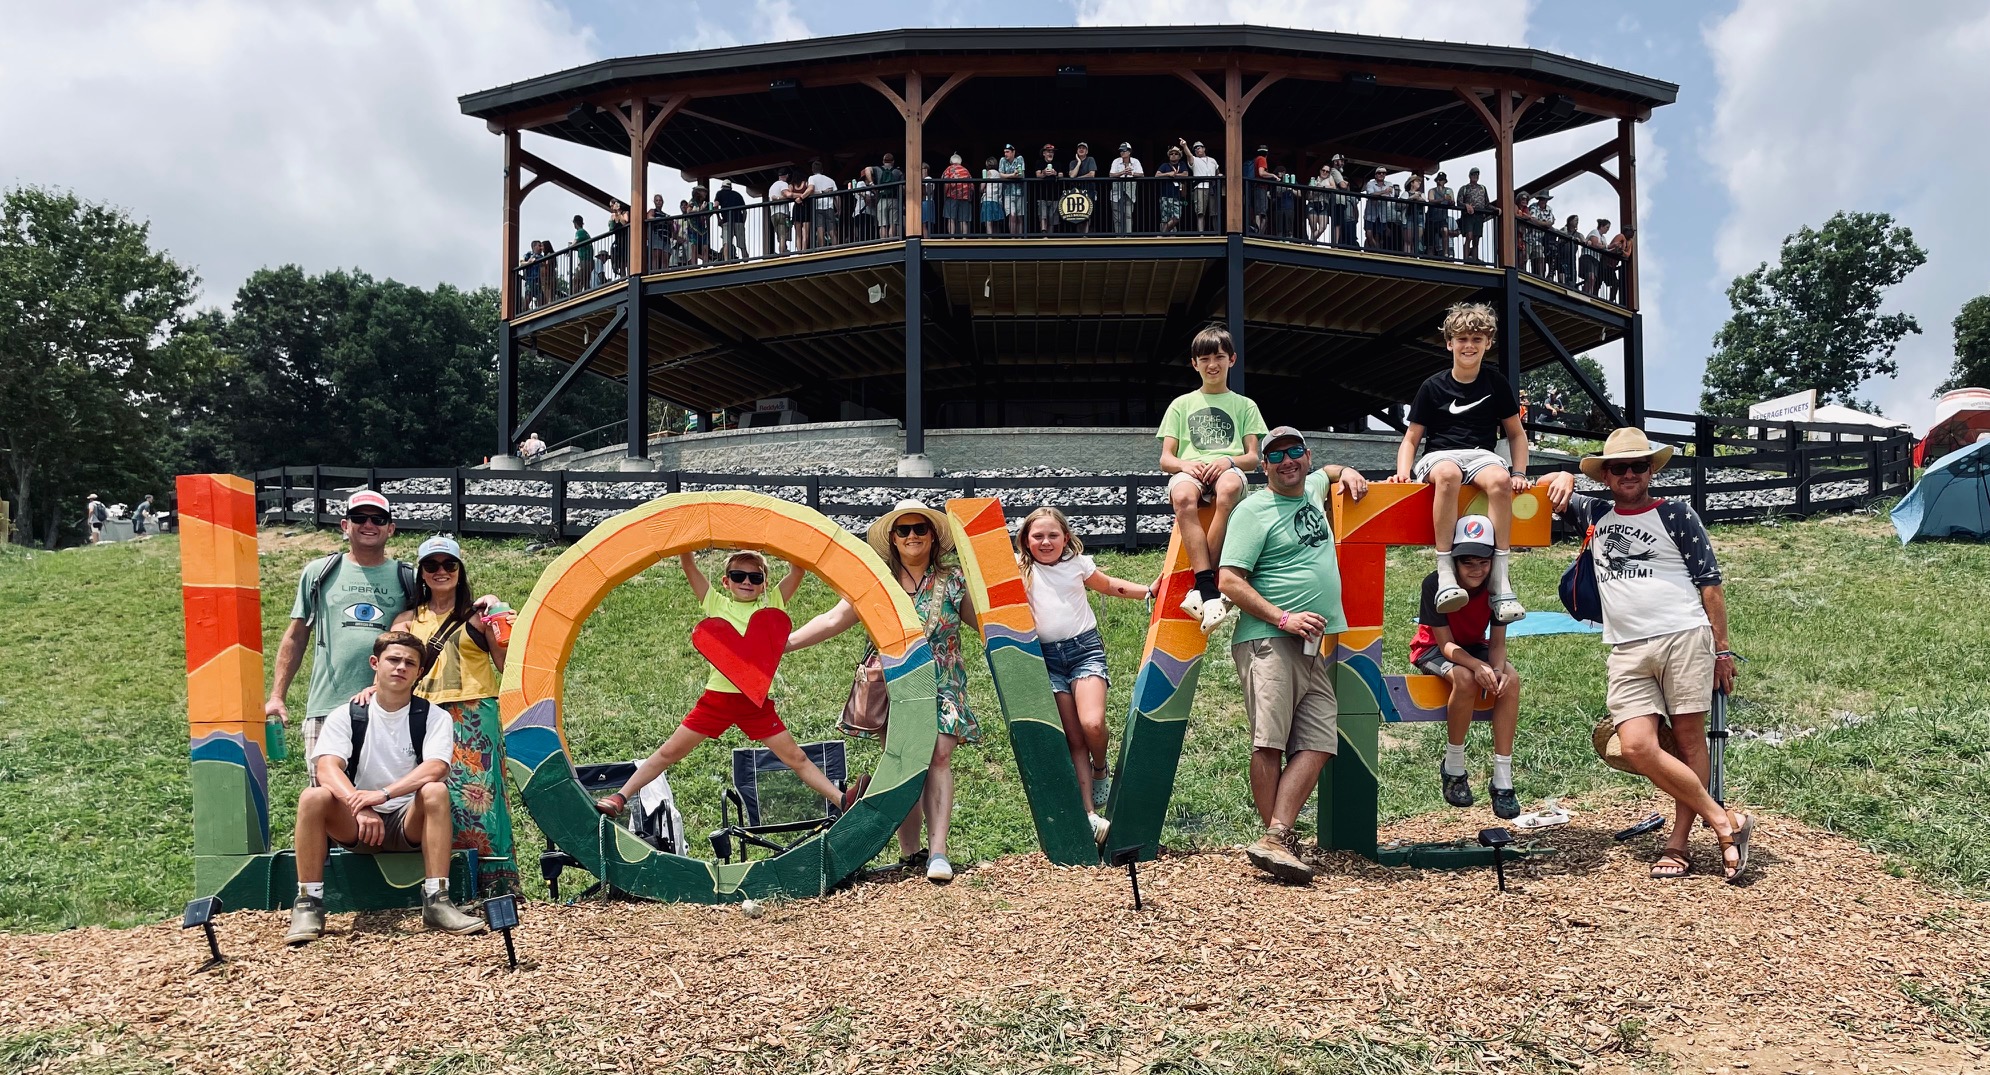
[1172,70,1225,118]
[676,106,813,150]
[1517,137,1620,197]
[1619,117,1638,310]
[1496,92,1516,270]
[904,72,923,238]
[1454,87,1499,136]
[1332,98,1468,143]
[518,148,617,211]
[1239,70,1287,113]
[860,74,909,117]
[501,129,519,321]
[628,95,686,274]
[1224,65,1243,234]
[919,70,975,118]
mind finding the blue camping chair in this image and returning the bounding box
[539,760,684,901]
[709,741,848,864]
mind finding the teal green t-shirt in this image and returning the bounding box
[1219,469,1347,645]
[1155,390,1269,464]
[290,556,410,719]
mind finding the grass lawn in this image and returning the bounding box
[1,507,1985,931]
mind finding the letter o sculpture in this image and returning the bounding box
[497,491,938,903]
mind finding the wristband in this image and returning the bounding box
[1277,611,1289,632]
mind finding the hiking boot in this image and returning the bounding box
[422,891,488,936]
[1490,593,1527,625]
[1433,583,1470,614]
[1490,785,1521,820]
[1245,826,1315,884]
[284,894,325,946]
[1441,762,1474,808]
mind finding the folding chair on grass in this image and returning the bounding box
[708,741,848,864]
[539,760,684,902]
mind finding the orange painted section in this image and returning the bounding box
[183,587,265,671]
[178,474,264,741]
[1333,484,1552,548]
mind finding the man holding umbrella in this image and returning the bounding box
[1543,429,1754,883]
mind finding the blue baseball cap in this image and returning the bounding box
[416,536,463,563]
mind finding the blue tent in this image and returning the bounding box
[1892,437,1990,542]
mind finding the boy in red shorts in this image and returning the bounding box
[596,550,852,816]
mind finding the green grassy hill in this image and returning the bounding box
[1,510,1984,930]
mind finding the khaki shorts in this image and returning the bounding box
[1167,468,1244,505]
[1607,625,1715,724]
[337,800,418,854]
[1233,635,1339,754]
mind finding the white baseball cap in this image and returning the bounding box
[1451,515,1495,559]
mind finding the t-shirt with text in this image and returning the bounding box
[1409,572,1492,665]
[1219,469,1347,645]
[1564,494,1722,645]
[291,557,410,720]
[1408,368,1520,454]
[1156,390,1269,465]
[309,699,453,813]
[698,585,787,695]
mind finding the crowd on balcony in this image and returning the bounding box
[514,138,1631,310]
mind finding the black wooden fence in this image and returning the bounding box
[252,415,1914,548]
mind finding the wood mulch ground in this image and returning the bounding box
[5,796,1985,1074]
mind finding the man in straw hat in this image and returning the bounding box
[1543,429,1754,883]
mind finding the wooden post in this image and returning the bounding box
[501,129,520,321]
[905,72,923,238]
[1495,91,1517,269]
[1224,64,1243,235]
[1618,117,1638,310]
[628,101,648,275]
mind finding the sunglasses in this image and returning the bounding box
[1263,445,1307,465]
[726,569,766,585]
[346,511,389,526]
[1604,460,1653,476]
[893,521,933,538]
[420,559,461,574]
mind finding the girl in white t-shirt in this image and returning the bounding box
[1015,506,1154,843]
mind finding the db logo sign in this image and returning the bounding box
[1058,191,1094,223]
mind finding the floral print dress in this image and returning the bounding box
[913,564,979,743]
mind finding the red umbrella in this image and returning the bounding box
[1920,407,1990,467]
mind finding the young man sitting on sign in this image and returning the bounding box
[1411,515,1523,820]
[286,630,487,945]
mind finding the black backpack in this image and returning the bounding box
[343,697,432,782]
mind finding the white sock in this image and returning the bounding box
[1443,743,1467,777]
[1492,754,1514,790]
[1491,549,1514,595]
[1436,550,1459,591]
[422,877,446,897]
[299,881,324,899]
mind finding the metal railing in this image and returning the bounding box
[919,174,1226,238]
[1518,216,1628,303]
[1243,178,1506,267]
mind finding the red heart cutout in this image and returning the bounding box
[691,607,792,706]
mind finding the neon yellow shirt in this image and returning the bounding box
[699,586,787,694]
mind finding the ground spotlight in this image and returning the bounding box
[1477,828,1514,893]
[181,896,225,973]
[1110,844,1146,910]
[483,894,522,971]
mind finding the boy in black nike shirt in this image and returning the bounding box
[1389,302,1531,624]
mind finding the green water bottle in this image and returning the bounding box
[266,717,288,762]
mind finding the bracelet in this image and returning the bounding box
[1277,611,1289,632]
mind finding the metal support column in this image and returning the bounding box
[901,237,930,475]
[1500,267,1522,389]
[1623,312,1646,427]
[622,281,649,468]
[492,324,520,468]
[1226,232,1246,393]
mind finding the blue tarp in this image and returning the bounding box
[1503,611,1602,638]
[1891,437,1990,543]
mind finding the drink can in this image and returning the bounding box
[484,609,515,645]
[1303,633,1322,658]
[266,717,288,762]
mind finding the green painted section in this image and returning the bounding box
[1105,659,1204,863]
[1319,663,1381,859]
[198,850,486,912]
[981,644,1095,865]
[191,760,265,856]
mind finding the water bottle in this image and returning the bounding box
[265,717,288,762]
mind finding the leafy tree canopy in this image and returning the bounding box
[1938,294,1990,394]
[1700,210,1926,415]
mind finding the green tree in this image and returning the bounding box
[0,187,207,546]
[1938,295,1990,394]
[1523,356,1612,430]
[1700,211,1925,415]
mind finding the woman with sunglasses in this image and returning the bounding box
[787,499,980,883]
[383,536,519,894]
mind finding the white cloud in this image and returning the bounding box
[1704,0,1990,426]
[1074,0,1532,42]
[0,0,597,309]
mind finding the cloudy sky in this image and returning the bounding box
[5,0,1984,429]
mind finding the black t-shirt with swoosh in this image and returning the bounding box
[1408,368,1520,453]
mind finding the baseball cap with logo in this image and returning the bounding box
[1262,425,1308,452]
[347,489,393,518]
[1451,515,1495,559]
[417,535,462,564]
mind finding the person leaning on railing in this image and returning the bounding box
[1185,138,1220,234]
[870,153,904,239]
[1457,168,1491,263]
[1404,173,1428,255]
[1606,227,1632,304]
[1427,173,1456,259]
[1035,143,1062,232]
[1156,143,1189,234]
[996,144,1026,235]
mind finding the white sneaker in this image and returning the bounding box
[926,854,954,884]
[1178,589,1206,618]
[1088,812,1111,844]
[1433,584,1470,614]
[1198,594,1230,633]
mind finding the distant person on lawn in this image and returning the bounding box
[1218,426,1368,884]
[1411,515,1523,820]
[286,630,488,945]
[1543,429,1753,883]
[265,490,416,760]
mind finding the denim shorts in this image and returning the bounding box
[1042,628,1110,695]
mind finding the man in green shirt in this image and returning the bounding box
[265,489,414,760]
[1219,426,1369,883]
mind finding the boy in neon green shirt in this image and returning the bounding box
[1157,324,1269,633]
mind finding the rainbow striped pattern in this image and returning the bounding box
[179,474,271,860]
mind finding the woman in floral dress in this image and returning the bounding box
[787,500,980,884]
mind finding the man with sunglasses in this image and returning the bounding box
[1543,429,1753,883]
[1218,426,1369,883]
[266,489,417,760]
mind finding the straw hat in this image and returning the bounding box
[1579,428,1676,481]
[1593,717,1680,774]
[866,499,954,561]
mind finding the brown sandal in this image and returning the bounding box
[1721,814,1753,885]
[1650,849,1693,879]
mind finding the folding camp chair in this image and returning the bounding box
[708,741,848,864]
[539,760,685,902]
